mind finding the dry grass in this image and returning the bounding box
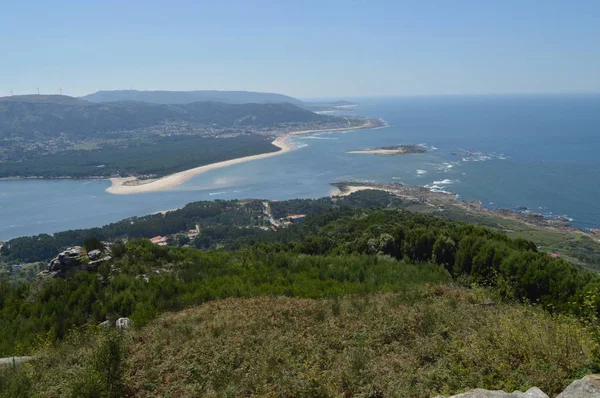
[123,288,597,397]
[6,287,598,397]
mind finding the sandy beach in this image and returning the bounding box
[106,120,376,195]
[331,184,392,197]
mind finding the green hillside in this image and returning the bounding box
[0,95,328,140]
[1,191,599,397]
[0,95,363,179]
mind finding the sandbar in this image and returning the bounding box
[347,145,426,156]
[106,120,376,195]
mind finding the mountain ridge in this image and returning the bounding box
[0,95,328,139]
[80,89,304,105]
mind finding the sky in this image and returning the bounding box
[1,0,599,98]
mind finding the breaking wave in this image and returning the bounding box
[433,179,458,185]
[299,136,339,140]
[458,149,509,162]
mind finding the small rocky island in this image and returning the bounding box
[348,144,427,155]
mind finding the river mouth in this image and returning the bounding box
[2,95,600,240]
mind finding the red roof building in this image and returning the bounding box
[150,236,168,246]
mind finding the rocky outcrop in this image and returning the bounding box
[98,320,111,328]
[87,249,102,260]
[98,317,133,330]
[437,388,548,398]
[87,256,112,271]
[38,246,85,277]
[557,375,600,397]
[116,317,132,331]
[38,246,112,278]
[436,375,600,398]
[53,246,83,267]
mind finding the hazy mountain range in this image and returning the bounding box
[80,90,304,106]
[0,94,329,139]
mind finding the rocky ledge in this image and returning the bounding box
[437,374,600,397]
[38,246,112,278]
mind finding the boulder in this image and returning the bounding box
[434,375,600,398]
[557,375,600,397]
[0,356,33,366]
[98,320,111,328]
[87,256,111,270]
[46,246,83,270]
[116,317,131,331]
[438,387,548,398]
[87,249,102,260]
[59,246,83,261]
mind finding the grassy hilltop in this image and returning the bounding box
[1,191,600,397]
[5,289,597,397]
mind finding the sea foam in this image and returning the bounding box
[433,179,458,185]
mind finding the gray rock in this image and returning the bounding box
[87,249,102,260]
[59,255,80,266]
[436,375,600,398]
[46,246,83,271]
[557,375,600,397]
[47,258,61,271]
[98,320,111,328]
[41,247,112,277]
[116,317,131,331]
[59,246,83,262]
[0,356,33,366]
[37,270,61,278]
[88,256,112,270]
[440,387,548,398]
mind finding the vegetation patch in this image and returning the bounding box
[3,289,598,397]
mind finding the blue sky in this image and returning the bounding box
[1,0,599,98]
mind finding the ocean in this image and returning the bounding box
[1,94,599,240]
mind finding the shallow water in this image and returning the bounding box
[1,94,599,240]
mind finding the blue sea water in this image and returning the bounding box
[1,94,599,240]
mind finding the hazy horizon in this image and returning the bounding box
[3,89,600,103]
[2,1,599,98]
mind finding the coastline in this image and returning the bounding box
[331,182,600,243]
[106,119,379,195]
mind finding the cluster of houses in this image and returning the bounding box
[149,236,169,246]
[147,214,307,247]
[150,224,200,247]
[280,214,306,227]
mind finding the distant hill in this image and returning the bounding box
[0,95,327,139]
[0,94,88,105]
[303,100,359,112]
[81,90,304,106]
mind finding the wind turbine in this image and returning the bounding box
[59,88,63,96]
[37,88,40,95]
